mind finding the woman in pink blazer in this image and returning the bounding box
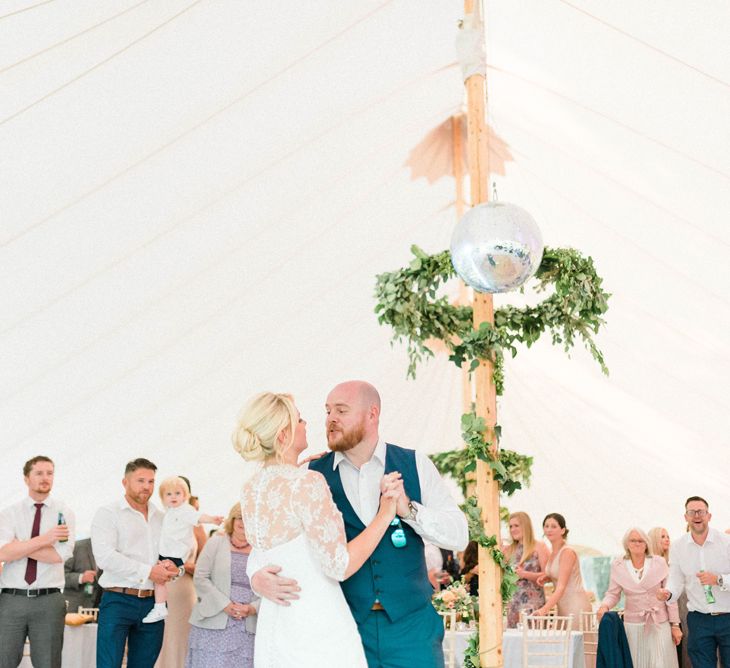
[597,527,682,668]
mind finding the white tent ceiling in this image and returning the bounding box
[1,0,729,555]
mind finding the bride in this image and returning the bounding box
[233,392,398,667]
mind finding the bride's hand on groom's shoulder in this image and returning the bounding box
[298,451,327,467]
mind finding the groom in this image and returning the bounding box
[251,380,468,668]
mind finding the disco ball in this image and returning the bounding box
[450,202,544,293]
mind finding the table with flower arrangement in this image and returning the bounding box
[435,580,585,668]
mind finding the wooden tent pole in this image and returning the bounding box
[462,1,503,665]
[451,114,472,419]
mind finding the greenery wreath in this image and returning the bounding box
[374,245,610,393]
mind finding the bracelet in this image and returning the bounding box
[401,501,418,522]
[671,623,680,628]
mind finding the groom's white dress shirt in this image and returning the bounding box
[329,439,468,551]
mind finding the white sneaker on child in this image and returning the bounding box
[142,604,168,624]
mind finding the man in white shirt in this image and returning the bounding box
[658,496,730,667]
[0,455,75,668]
[252,380,469,668]
[91,458,179,668]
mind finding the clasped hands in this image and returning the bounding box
[379,471,410,517]
[224,602,254,619]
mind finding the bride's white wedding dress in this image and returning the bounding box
[241,464,367,667]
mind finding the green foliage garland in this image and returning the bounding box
[463,631,479,668]
[463,496,519,603]
[374,245,610,390]
[429,413,533,498]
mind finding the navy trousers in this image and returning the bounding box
[96,591,164,668]
[357,604,445,668]
[687,611,730,668]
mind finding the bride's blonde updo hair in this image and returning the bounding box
[232,392,298,462]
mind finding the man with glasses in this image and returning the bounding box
[658,496,730,667]
[251,380,468,668]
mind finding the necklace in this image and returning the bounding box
[230,536,249,549]
[630,558,645,579]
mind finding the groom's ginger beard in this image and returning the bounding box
[327,419,366,452]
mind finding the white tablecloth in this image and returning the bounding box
[503,629,584,668]
[443,629,473,667]
[20,623,97,668]
[443,629,585,668]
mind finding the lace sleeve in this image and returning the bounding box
[292,471,349,581]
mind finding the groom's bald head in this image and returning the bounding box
[325,381,381,452]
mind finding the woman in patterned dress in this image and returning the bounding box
[503,512,548,627]
[185,503,258,668]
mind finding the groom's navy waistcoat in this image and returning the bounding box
[310,443,433,624]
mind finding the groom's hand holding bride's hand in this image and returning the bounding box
[380,471,409,517]
[251,565,301,607]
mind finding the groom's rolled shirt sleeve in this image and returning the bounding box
[403,454,468,551]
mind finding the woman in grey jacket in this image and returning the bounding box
[185,503,258,667]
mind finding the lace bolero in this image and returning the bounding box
[240,464,349,581]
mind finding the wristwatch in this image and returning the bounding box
[401,501,418,522]
[719,575,725,588]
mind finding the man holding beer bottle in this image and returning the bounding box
[657,496,730,667]
[0,455,75,668]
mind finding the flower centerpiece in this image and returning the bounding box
[432,578,477,626]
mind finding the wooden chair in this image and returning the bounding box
[439,610,458,668]
[580,610,598,668]
[521,611,573,668]
[77,606,99,621]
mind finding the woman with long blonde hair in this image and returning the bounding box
[648,526,671,563]
[649,526,692,667]
[503,512,549,627]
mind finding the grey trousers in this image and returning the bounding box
[0,592,65,668]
